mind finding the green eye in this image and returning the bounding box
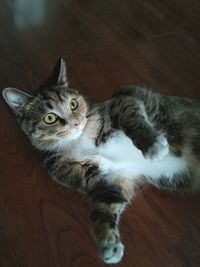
[69,99,78,110]
[43,113,58,124]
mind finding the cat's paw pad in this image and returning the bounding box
[99,242,124,264]
[144,135,169,161]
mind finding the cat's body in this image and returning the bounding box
[48,124,189,188]
[2,58,200,264]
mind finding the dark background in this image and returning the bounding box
[0,0,200,266]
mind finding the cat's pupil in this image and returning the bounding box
[48,115,53,121]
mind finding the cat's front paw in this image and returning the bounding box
[144,134,169,161]
[97,228,124,264]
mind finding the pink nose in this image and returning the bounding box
[68,118,80,127]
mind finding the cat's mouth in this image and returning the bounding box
[69,126,84,139]
[58,125,84,139]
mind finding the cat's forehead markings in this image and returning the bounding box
[44,101,54,110]
[47,90,62,103]
[52,103,71,118]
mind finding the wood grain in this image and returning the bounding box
[0,0,200,266]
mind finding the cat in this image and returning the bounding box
[2,58,200,264]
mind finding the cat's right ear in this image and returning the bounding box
[2,87,33,115]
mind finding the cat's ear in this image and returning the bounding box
[56,57,68,86]
[2,87,33,114]
[41,57,68,88]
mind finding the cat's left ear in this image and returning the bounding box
[41,57,68,88]
[2,87,33,115]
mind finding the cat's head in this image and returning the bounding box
[2,58,89,151]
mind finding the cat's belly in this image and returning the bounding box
[65,130,189,182]
[95,131,188,182]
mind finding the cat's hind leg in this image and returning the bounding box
[150,172,193,192]
[90,202,125,264]
[87,177,143,264]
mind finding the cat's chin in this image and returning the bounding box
[68,127,83,140]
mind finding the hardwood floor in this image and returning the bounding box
[0,0,200,266]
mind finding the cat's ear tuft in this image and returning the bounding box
[41,57,68,88]
[2,87,33,113]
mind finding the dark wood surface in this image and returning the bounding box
[0,0,200,266]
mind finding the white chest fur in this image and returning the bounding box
[61,130,188,183]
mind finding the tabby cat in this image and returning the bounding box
[2,58,200,264]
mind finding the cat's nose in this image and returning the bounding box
[68,118,80,127]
